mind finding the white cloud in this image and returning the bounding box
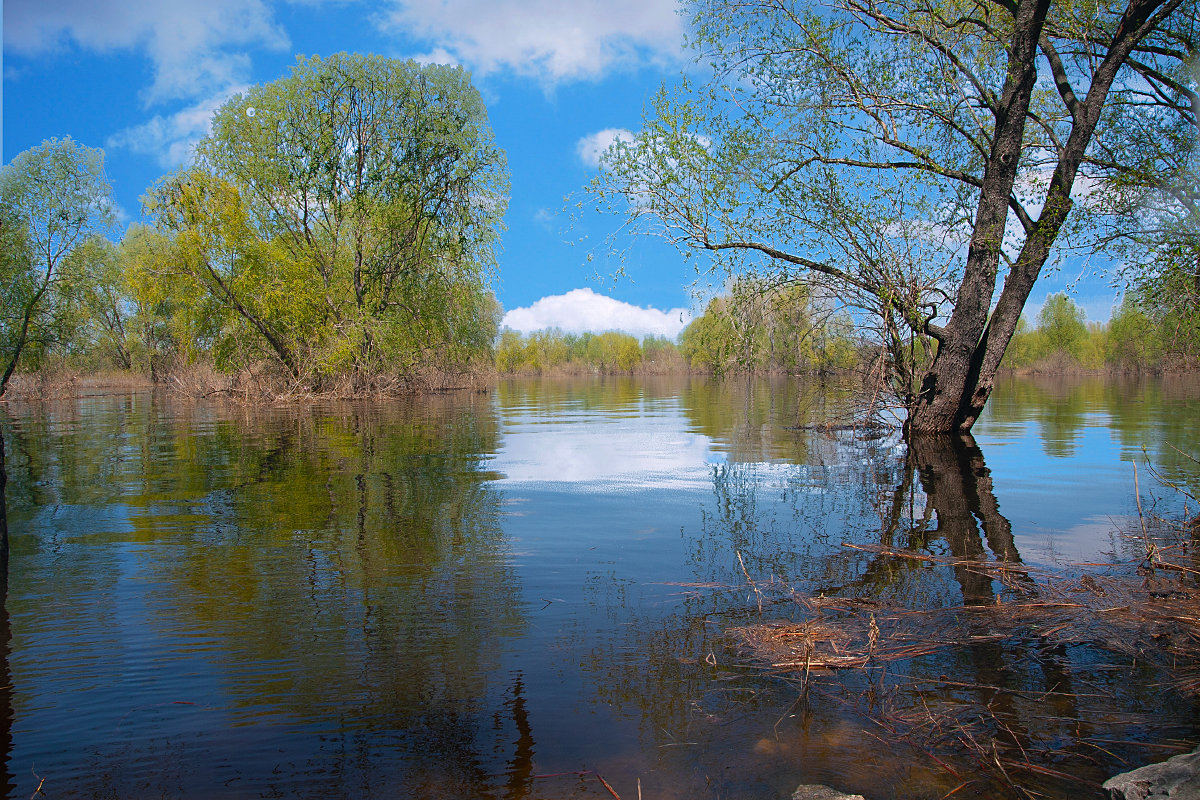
[409,46,462,68]
[5,0,287,104]
[576,128,636,168]
[106,88,244,167]
[502,288,692,338]
[494,411,716,490]
[377,0,684,84]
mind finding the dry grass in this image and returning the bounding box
[726,528,1200,798]
[2,370,154,400]
[3,359,497,405]
[158,360,494,403]
[733,544,1200,682]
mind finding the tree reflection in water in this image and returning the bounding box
[1,394,548,799]
[1,378,1197,800]
[0,428,13,798]
[576,416,1197,800]
[754,434,1193,797]
[900,434,1024,604]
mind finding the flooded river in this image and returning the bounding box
[1,374,1198,799]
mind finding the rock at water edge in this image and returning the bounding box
[1104,746,1200,800]
[791,785,866,800]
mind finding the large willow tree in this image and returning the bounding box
[148,54,509,388]
[591,0,1196,433]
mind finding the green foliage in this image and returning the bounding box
[679,298,737,374]
[1003,295,1094,368]
[0,210,36,367]
[146,53,508,387]
[1106,299,1160,369]
[120,224,216,372]
[1095,6,1198,362]
[494,329,685,375]
[679,282,862,375]
[56,235,132,370]
[1037,293,1090,361]
[1002,293,1195,372]
[1125,241,1200,363]
[0,137,114,393]
[586,0,1197,429]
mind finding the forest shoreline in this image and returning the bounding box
[2,361,1199,405]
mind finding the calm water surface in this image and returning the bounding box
[2,375,1198,799]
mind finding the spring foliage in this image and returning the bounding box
[143,54,508,387]
[1002,293,1193,371]
[588,0,1196,431]
[0,137,114,395]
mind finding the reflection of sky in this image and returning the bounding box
[492,402,721,491]
[975,406,1166,564]
[489,380,1189,562]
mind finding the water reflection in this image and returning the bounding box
[0,426,13,798]
[558,384,1198,798]
[1,427,8,571]
[4,393,541,798]
[985,373,1200,492]
[906,434,1023,603]
[494,377,715,490]
[0,377,1196,800]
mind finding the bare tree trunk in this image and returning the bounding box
[906,0,1052,435]
[908,0,1181,434]
[0,268,53,398]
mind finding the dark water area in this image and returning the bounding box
[0,374,1197,799]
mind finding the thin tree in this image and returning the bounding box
[0,137,114,396]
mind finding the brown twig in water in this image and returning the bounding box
[530,770,623,799]
[726,550,1200,798]
[30,767,45,799]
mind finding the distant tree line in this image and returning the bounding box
[1003,292,1199,372]
[3,43,1197,399]
[495,330,685,375]
[495,280,863,376]
[676,280,861,375]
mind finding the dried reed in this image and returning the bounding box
[727,535,1200,798]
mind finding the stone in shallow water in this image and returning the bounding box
[791,785,866,800]
[1104,747,1200,800]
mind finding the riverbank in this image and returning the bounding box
[0,371,155,400]
[6,361,1200,405]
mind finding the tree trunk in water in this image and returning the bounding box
[905,0,1051,434]
[906,0,1176,434]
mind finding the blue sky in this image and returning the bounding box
[2,0,1122,336]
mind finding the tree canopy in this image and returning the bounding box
[590,0,1196,433]
[146,53,509,389]
[0,137,114,396]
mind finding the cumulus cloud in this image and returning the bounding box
[409,46,462,68]
[502,288,692,338]
[576,128,636,168]
[5,0,287,104]
[377,0,684,84]
[106,88,245,167]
